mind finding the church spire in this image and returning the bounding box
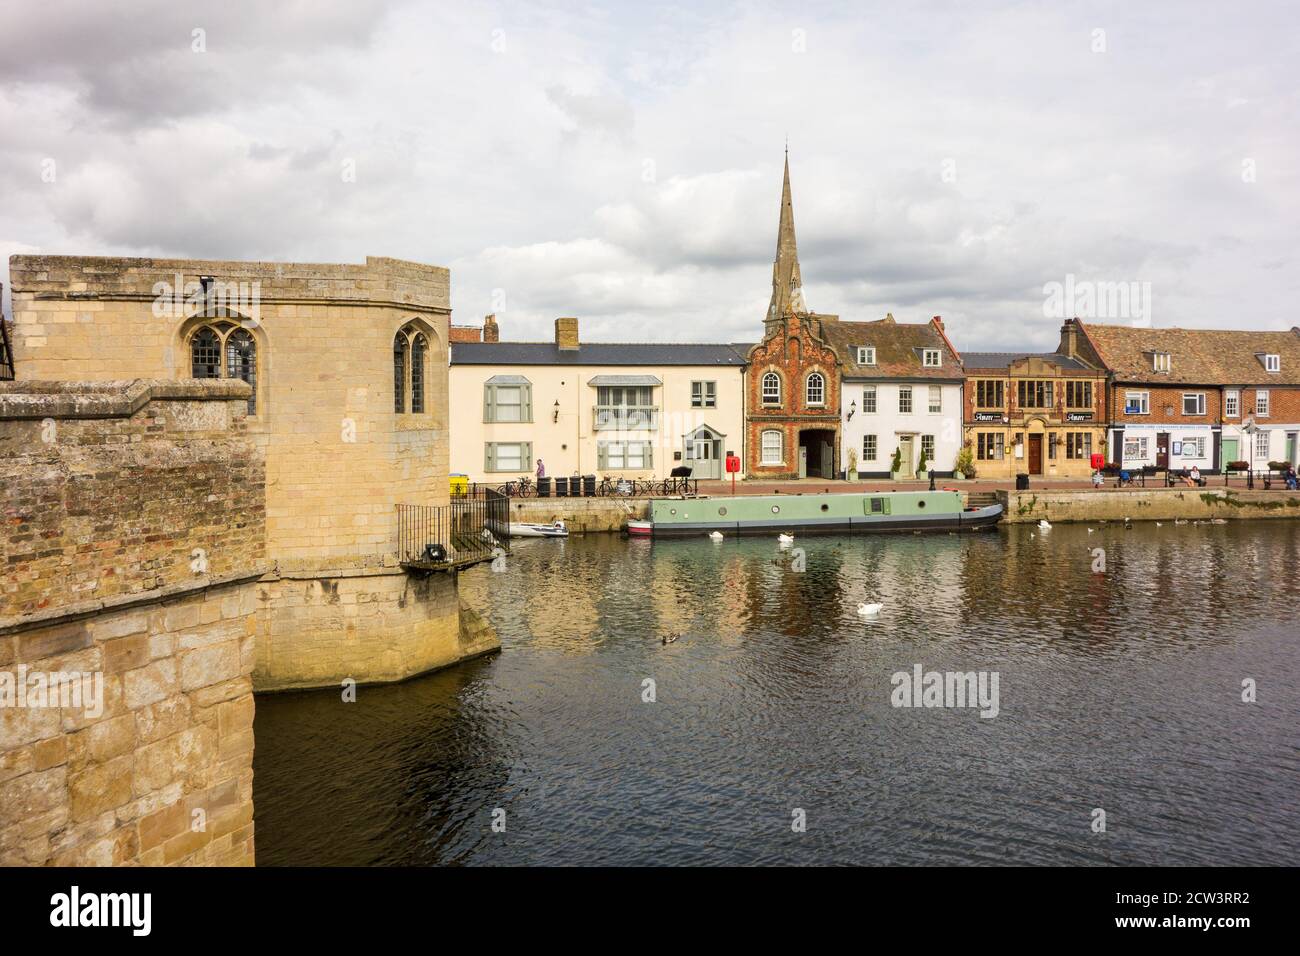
[767,147,807,325]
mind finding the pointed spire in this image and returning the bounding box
[767,148,807,325]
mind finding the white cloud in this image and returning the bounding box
[2,0,1297,351]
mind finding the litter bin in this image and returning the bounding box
[583,474,596,497]
[1015,473,1030,490]
[536,476,551,498]
[569,474,582,497]
[554,476,568,497]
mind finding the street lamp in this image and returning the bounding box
[1243,418,1258,489]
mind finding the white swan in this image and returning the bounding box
[857,603,883,616]
[778,533,795,545]
[708,531,724,541]
[1087,528,1095,534]
[1038,519,1052,530]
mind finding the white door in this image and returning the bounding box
[689,439,720,479]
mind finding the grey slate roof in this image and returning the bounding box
[960,351,1092,371]
[451,341,751,366]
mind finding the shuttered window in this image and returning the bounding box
[484,381,533,422]
[597,441,653,470]
[485,442,532,473]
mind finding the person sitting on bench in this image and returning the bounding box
[1182,465,1202,488]
[1118,469,1132,487]
[1287,465,1298,491]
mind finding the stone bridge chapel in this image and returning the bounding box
[7,254,498,692]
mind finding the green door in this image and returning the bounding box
[1222,437,1238,467]
[1287,432,1297,464]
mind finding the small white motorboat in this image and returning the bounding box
[489,519,568,539]
[626,520,652,537]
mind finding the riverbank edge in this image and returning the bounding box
[498,488,1300,532]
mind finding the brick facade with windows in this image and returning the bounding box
[962,335,1108,479]
[745,311,840,478]
[1066,319,1300,471]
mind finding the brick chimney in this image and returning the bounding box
[555,317,579,351]
[1059,317,1080,358]
[483,313,499,343]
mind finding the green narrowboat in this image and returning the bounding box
[627,490,1002,537]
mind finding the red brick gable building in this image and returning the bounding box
[744,153,841,478]
[746,310,841,478]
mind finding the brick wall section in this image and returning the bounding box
[1110,383,1222,426]
[1,380,264,617]
[1234,386,1300,423]
[0,380,264,866]
[745,313,840,477]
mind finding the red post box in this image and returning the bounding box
[725,453,740,493]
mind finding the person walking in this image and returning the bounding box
[536,458,546,480]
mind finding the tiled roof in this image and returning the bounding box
[821,316,964,380]
[451,342,750,366]
[1080,323,1300,385]
[961,351,1093,371]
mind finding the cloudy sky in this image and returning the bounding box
[1,0,1296,350]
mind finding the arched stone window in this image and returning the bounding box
[393,323,431,416]
[410,333,427,414]
[806,371,825,407]
[189,322,258,414]
[393,332,408,413]
[761,371,781,406]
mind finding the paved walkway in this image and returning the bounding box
[696,475,1280,496]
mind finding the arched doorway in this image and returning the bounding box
[683,424,724,479]
[798,428,836,478]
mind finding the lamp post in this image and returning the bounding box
[1243,418,1257,490]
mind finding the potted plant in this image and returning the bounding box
[953,444,973,480]
[847,448,858,481]
[916,447,929,481]
[890,446,903,481]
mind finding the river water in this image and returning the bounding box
[254,521,1300,865]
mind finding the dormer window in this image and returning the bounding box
[1152,352,1171,373]
[922,349,941,367]
[1261,353,1281,373]
[857,346,876,365]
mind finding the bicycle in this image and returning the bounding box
[495,476,534,498]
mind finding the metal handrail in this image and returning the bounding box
[397,486,509,569]
[0,318,14,381]
[593,406,659,430]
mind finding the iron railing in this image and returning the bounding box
[397,486,509,569]
[0,318,14,381]
[593,406,659,430]
[485,476,699,498]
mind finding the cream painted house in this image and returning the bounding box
[450,318,750,483]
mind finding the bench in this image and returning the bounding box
[1165,468,1206,488]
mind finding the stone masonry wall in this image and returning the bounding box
[1000,488,1300,523]
[0,380,265,865]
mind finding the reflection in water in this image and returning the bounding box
[255,523,1300,865]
